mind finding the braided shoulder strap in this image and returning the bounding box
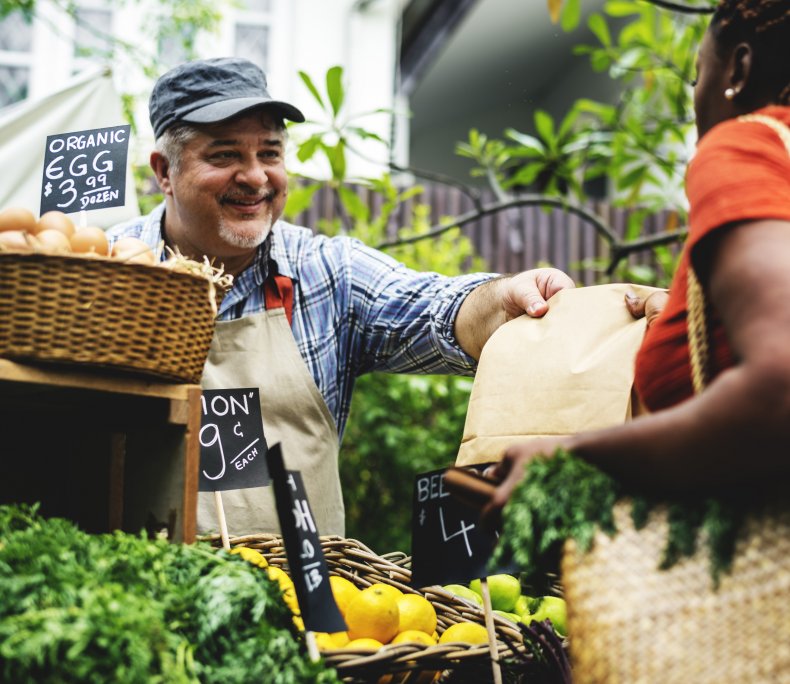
[687,112,790,394]
[686,268,709,395]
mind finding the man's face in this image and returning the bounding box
[160,111,288,268]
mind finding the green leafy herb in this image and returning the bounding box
[491,450,746,588]
[0,505,340,684]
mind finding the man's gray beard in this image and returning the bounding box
[216,211,273,249]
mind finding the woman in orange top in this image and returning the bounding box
[481,0,790,516]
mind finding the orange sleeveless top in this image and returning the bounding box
[634,106,790,411]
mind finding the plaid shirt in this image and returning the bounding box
[107,203,494,439]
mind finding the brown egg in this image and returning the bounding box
[0,207,37,233]
[36,211,75,237]
[111,236,156,265]
[70,226,109,256]
[35,228,72,253]
[0,230,34,252]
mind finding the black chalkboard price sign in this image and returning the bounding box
[266,443,346,633]
[199,388,269,492]
[40,124,130,215]
[410,466,511,589]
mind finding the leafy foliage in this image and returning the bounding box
[456,0,713,277]
[0,505,340,684]
[492,450,746,589]
[341,373,475,554]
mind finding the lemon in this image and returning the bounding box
[344,637,384,650]
[266,566,300,614]
[369,582,403,602]
[469,575,521,613]
[329,575,361,616]
[391,629,436,646]
[330,631,349,647]
[314,632,337,651]
[314,631,349,651]
[438,622,489,645]
[397,594,437,635]
[345,585,400,643]
[229,546,268,568]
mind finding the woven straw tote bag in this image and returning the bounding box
[560,114,790,684]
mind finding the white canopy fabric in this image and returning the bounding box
[0,66,140,228]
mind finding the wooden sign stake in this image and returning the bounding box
[480,578,503,684]
[213,490,231,551]
[304,630,320,662]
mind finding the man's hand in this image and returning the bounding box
[625,289,669,327]
[455,268,575,359]
[504,268,576,319]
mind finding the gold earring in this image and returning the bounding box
[724,87,737,100]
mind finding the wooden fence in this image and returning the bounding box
[288,181,684,286]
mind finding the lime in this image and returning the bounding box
[493,610,522,623]
[530,596,567,637]
[515,594,536,619]
[443,584,483,606]
[469,575,521,613]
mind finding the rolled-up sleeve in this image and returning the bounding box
[346,238,496,376]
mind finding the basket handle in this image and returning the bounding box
[687,114,790,394]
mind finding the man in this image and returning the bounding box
[107,57,575,536]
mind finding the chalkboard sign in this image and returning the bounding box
[199,388,269,492]
[40,124,130,215]
[267,443,346,633]
[410,466,512,589]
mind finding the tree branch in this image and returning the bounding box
[607,228,688,274]
[375,195,620,248]
[642,0,715,14]
[375,194,688,274]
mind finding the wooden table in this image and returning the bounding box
[0,359,201,542]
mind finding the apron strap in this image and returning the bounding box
[263,274,294,326]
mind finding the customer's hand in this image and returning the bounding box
[625,289,669,327]
[480,436,571,530]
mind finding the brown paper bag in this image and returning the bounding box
[456,283,662,466]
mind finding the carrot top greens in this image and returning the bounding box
[491,450,746,589]
[0,505,340,684]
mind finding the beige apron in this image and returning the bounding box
[197,283,343,536]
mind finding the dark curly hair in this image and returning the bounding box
[710,0,790,103]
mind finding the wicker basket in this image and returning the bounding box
[208,534,531,683]
[0,251,218,383]
[562,500,790,684]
